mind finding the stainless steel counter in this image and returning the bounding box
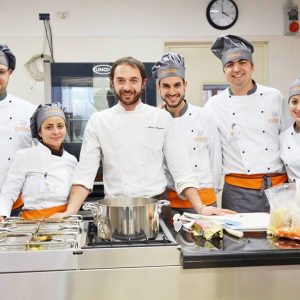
[2,219,300,300]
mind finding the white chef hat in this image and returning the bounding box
[289,78,300,102]
[211,35,254,67]
[152,52,185,81]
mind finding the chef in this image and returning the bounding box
[0,104,77,220]
[0,43,36,215]
[152,52,222,213]
[54,56,233,217]
[280,78,300,182]
[204,35,291,213]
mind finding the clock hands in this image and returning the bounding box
[221,0,231,18]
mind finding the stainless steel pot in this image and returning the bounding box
[82,198,169,240]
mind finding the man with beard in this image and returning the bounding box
[152,53,222,213]
[55,56,233,217]
[204,35,291,213]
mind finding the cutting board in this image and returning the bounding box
[189,212,270,231]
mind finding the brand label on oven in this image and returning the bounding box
[93,64,112,75]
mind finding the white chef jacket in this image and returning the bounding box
[280,124,300,182]
[0,93,36,189]
[204,84,291,175]
[0,143,78,217]
[165,103,222,190]
[73,101,198,198]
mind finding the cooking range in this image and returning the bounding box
[78,218,180,270]
[83,218,177,248]
[0,216,180,273]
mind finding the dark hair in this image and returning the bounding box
[109,56,147,81]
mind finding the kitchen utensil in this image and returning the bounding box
[83,198,170,240]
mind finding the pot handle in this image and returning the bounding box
[157,200,170,214]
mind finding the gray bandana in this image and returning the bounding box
[289,78,300,102]
[152,52,185,81]
[30,104,66,139]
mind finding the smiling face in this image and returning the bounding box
[158,76,186,112]
[0,64,12,94]
[289,94,300,128]
[38,116,66,151]
[224,59,254,95]
[111,63,146,111]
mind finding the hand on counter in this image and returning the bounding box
[199,205,236,216]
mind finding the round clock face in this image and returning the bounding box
[206,0,239,30]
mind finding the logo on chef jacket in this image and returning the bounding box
[268,112,279,124]
[93,64,112,76]
[15,120,30,132]
[194,130,208,143]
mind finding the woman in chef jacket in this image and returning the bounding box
[0,104,77,220]
[280,78,300,182]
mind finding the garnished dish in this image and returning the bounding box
[273,227,300,240]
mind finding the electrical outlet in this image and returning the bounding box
[56,12,69,20]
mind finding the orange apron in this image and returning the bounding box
[12,194,23,210]
[224,173,288,190]
[21,204,67,219]
[167,188,216,208]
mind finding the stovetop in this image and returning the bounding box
[82,219,177,249]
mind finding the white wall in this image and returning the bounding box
[1,0,300,104]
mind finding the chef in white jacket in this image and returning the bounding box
[280,78,300,182]
[0,104,77,220]
[0,43,36,215]
[152,53,222,212]
[204,35,291,213]
[54,57,233,217]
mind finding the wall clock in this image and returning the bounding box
[206,0,239,30]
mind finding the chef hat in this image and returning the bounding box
[211,35,254,67]
[30,103,66,139]
[0,44,16,70]
[288,78,300,102]
[152,52,185,81]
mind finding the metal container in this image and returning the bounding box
[83,198,169,240]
